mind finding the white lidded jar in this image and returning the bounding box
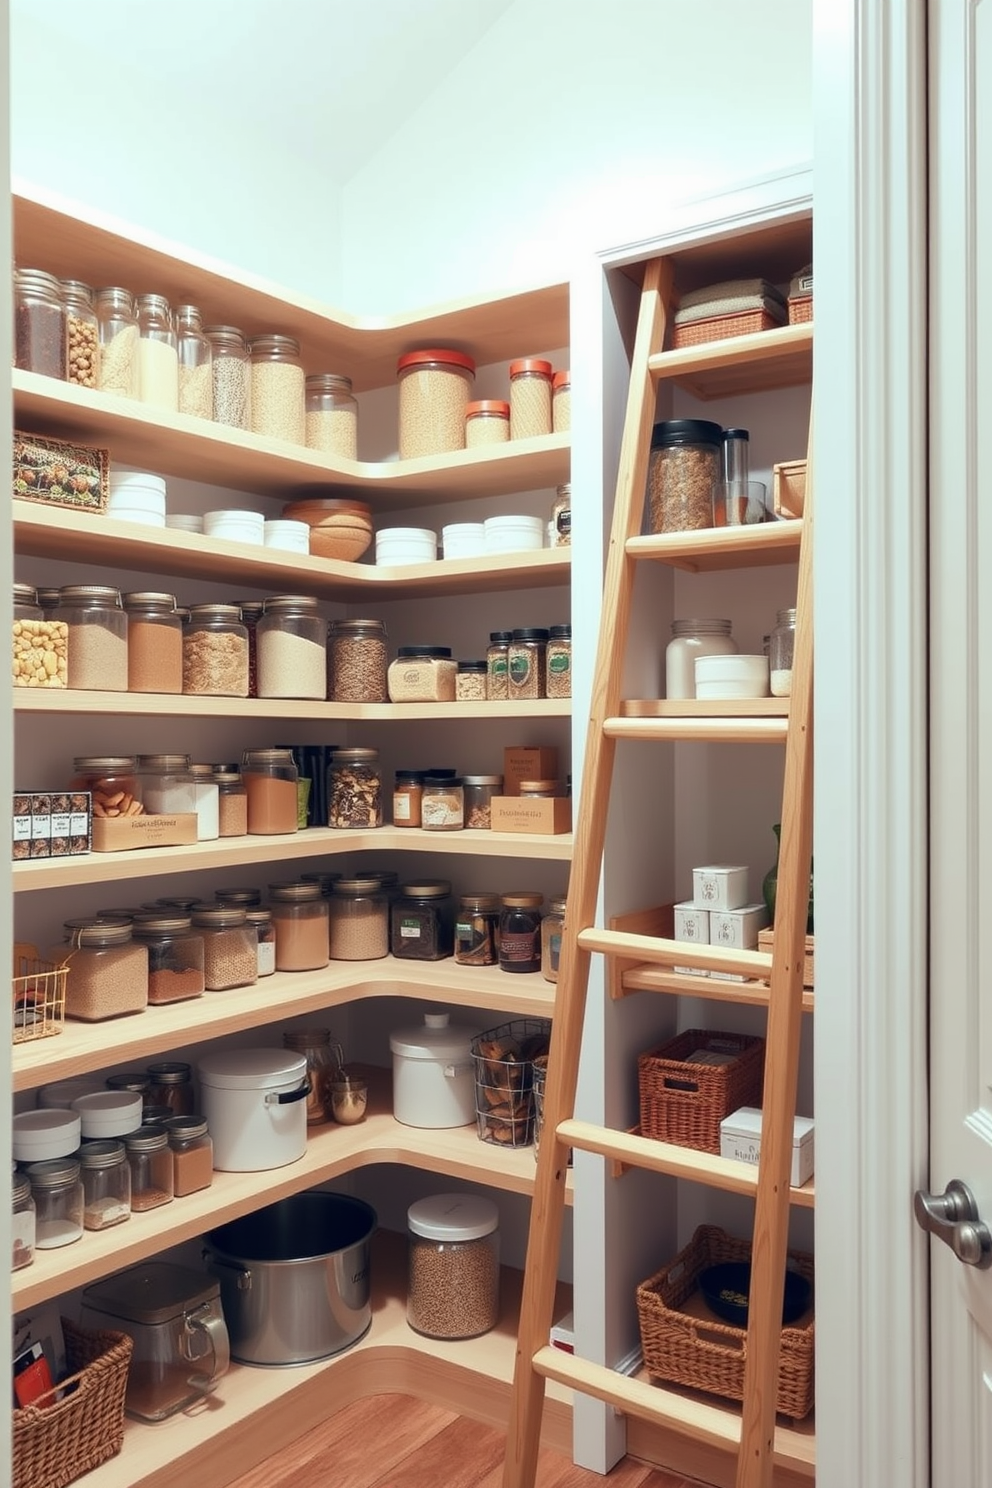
[197,1047,309,1172]
[407,1192,500,1340]
[389,1010,479,1129]
[665,617,738,700]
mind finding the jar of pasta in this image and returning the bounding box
[509,358,553,440]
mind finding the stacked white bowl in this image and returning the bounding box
[484,514,545,553]
[441,522,486,560]
[203,509,265,545]
[375,527,437,566]
[107,465,167,526]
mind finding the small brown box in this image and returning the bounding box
[91,813,198,853]
[758,928,815,989]
[772,459,807,519]
[12,793,32,860]
[502,746,560,797]
[69,791,92,855]
[30,793,52,859]
[13,430,109,512]
[490,795,572,836]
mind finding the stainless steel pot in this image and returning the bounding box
[203,1191,376,1366]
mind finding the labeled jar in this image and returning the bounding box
[215,772,248,836]
[283,1028,343,1125]
[27,1158,83,1248]
[124,1126,174,1212]
[244,907,276,977]
[136,293,179,412]
[189,763,220,840]
[509,357,553,440]
[646,419,723,534]
[519,779,559,798]
[465,399,510,447]
[175,303,213,420]
[59,918,148,1020]
[59,584,128,691]
[165,1116,214,1197]
[769,606,797,697]
[422,775,464,831]
[486,631,512,700]
[204,324,251,429]
[552,370,571,433]
[391,880,455,961]
[183,603,249,697]
[546,624,572,699]
[328,618,388,703]
[269,882,330,972]
[80,1140,131,1230]
[407,1193,500,1340]
[14,267,67,379]
[242,747,299,833]
[123,591,183,693]
[145,1062,195,1116]
[393,770,424,828]
[95,285,140,398]
[463,774,502,830]
[542,896,566,982]
[70,755,141,823]
[328,746,382,828]
[508,627,549,700]
[61,279,99,389]
[387,646,457,702]
[456,660,487,701]
[130,916,205,1006]
[454,893,501,967]
[12,1171,36,1270]
[499,891,544,974]
[551,482,571,546]
[189,905,258,991]
[305,372,358,459]
[665,618,738,700]
[250,333,305,444]
[257,595,327,700]
[136,753,196,815]
[397,347,476,458]
[328,877,389,960]
[13,582,67,690]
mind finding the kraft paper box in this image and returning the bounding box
[720,1105,815,1188]
[92,812,198,853]
[490,795,571,835]
[502,746,560,796]
[13,790,91,860]
[758,928,815,989]
[673,901,709,976]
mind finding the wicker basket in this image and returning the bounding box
[12,1319,133,1488]
[671,309,779,349]
[638,1028,765,1153]
[637,1224,814,1419]
[471,1018,551,1148]
[12,943,67,1044]
[788,295,813,324]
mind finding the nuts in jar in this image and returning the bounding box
[328,747,382,828]
[646,419,723,534]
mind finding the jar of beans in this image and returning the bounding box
[646,419,723,534]
[124,1126,174,1212]
[507,627,549,701]
[60,280,98,389]
[552,370,571,433]
[328,617,388,703]
[250,334,305,445]
[421,775,464,831]
[545,624,572,699]
[189,905,258,991]
[59,917,149,1020]
[392,770,424,828]
[257,595,327,701]
[144,1062,195,1115]
[204,324,251,429]
[407,1193,500,1339]
[244,907,276,977]
[456,660,487,701]
[215,773,248,837]
[130,917,205,1006]
[328,747,382,828]
[486,631,512,700]
[268,882,329,972]
[80,1140,131,1231]
[397,348,476,459]
[183,603,249,697]
[14,267,67,380]
[95,286,139,398]
[465,399,510,447]
[13,582,67,690]
[328,876,389,961]
[305,373,358,459]
[165,1116,213,1197]
[391,881,455,961]
[454,893,501,967]
[463,775,502,830]
[498,892,544,974]
[59,584,128,691]
[175,303,213,421]
[123,591,183,694]
[509,358,553,440]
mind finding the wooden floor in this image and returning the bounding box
[225,1394,708,1488]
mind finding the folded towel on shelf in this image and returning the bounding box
[675,277,789,326]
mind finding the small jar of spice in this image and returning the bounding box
[130,917,205,1007]
[545,624,572,699]
[165,1116,213,1197]
[144,1062,195,1116]
[421,775,464,831]
[79,1140,131,1231]
[245,907,276,977]
[391,881,455,961]
[507,628,548,701]
[124,1126,174,1212]
[454,893,501,967]
[215,772,248,837]
[456,660,488,701]
[12,1171,36,1270]
[393,770,424,828]
[486,631,512,700]
[463,775,502,830]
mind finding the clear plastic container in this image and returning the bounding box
[175,303,213,420]
[204,324,251,429]
[61,279,99,389]
[328,618,388,703]
[257,595,327,700]
[244,907,276,976]
[124,1126,174,1212]
[509,357,553,440]
[305,373,358,459]
[145,1061,195,1115]
[136,293,179,412]
[250,334,305,444]
[391,880,455,961]
[282,1028,343,1125]
[407,1193,500,1339]
[387,646,457,702]
[14,267,67,379]
[507,628,549,701]
[215,772,248,837]
[463,774,502,830]
[465,399,510,447]
[12,1170,36,1270]
[166,1116,214,1196]
[80,1140,131,1230]
[182,603,249,697]
[27,1157,83,1248]
[242,747,299,833]
[189,905,258,991]
[328,877,389,961]
[95,285,140,398]
[268,882,330,972]
[646,419,723,534]
[328,747,382,828]
[397,348,476,458]
[770,606,797,697]
[189,762,220,841]
[58,917,148,1020]
[59,584,128,691]
[130,916,205,1006]
[454,893,501,967]
[456,661,487,701]
[421,775,464,831]
[123,591,183,693]
[665,618,738,700]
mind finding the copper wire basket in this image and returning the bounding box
[12,942,67,1043]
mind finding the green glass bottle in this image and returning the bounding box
[762,823,814,932]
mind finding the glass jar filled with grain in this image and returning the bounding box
[257,595,327,701]
[204,324,251,429]
[328,618,388,703]
[507,627,549,701]
[486,631,512,700]
[58,917,148,1020]
[463,775,502,830]
[552,370,571,433]
[79,1140,131,1231]
[245,907,276,977]
[545,624,572,699]
[124,1125,174,1212]
[165,1116,213,1197]
[215,772,248,837]
[509,357,553,440]
[123,591,183,694]
[387,645,457,703]
[421,774,464,831]
[551,483,571,547]
[392,770,424,828]
[237,598,264,698]
[390,880,455,961]
[305,373,358,459]
[465,399,510,448]
[407,1193,500,1339]
[175,304,213,421]
[144,1062,195,1116]
[60,279,98,389]
[328,746,382,828]
[14,267,67,380]
[454,893,501,967]
[646,419,723,534]
[328,876,389,961]
[397,348,476,458]
[268,882,329,972]
[130,917,205,1007]
[250,333,305,445]
[241,747,299,834]
[182,603,249,697]
[456,660,488,702]
[59,584,128,691]
[95,285,139,398]
[189,905,258,991]
[136,293,179,412]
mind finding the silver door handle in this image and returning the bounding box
[913,1179,992,1268]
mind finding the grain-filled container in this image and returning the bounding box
[136,293,179,412]
[456,661,487,701]
[250,334,305,444]
[175,302,213,419]
[166,1116,214,1196]
[61,279,99,389]
[215,772,248,836]
[397,347,476,458]
[257,595,327,700]
[552,370,571,432]
[646,419,723,534]
[545,625,572,699]
[770,606,797,697]
[268,881,330,972]
[328,618,388,703]
[387,645,457,702]
[183,603,249,696]
[551,482,571,546]
[14,266,67,380]
[242,747,299,833]
[197,1047,309,1171]
[328,746,382,828]
[507,628,549,700]
[59,584,128,691]
[58,917,148,1020]
[190,905,258,991]
[463,775,502,830]
[95,284,139,398]
[464,400,509,447]
[124,1125,174,1211]
[305,373,358,458]
[204,323,251,428]
[509,357,553,440]
[407,1193,500,1339]
[421,774,464,831]
[328,876,389,960]
[390,1011,479,1128]
[123,592,183,693]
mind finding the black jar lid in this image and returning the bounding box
[396,645,452,658]
[549,624,572,639]
[395,769,425,783]
[722,426,749,442]
[457,660,487,672]
[511,628,549,642]
[424,775,462,788]
[425,767,457,778]
[489,631,513,644]
[650,418,723,449]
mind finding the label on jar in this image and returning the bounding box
[399,919,422,939]
[555,507,571,540]
[500,929,541,964]
[393,792,412,821]
[257,940,276,976]
[548,651,570,678]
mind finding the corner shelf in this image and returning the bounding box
[648,322,813,400]
[626,520,803,572]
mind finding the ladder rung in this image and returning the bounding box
[578,927,772,980]
[618,963,814,1012]
[604,715,789,743]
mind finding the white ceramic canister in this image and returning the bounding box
[694,652,770,700]
[107,474,168,527]
[441,522,486,560]
[72,1090,144,1140]
[389,1010,479,1128]
[203,509,265,546]
[13,1108,82,1164]
[483,514,545,554]
[375,527,437,566]
[165,514,205,533]
[263,519,310,554]
[197,1047,309,1171]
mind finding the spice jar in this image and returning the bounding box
[646,419,723,534]
[551,483,571,548]
[130,916,205,1006]
[124,1126,174,1212]
[80,1140,131,1231]
[204,324,251,429]
[95,286,140,398]
[665,618,738,700]
[393,770,424,828]
[486,631,512,700]
[60,279,99,389]
[106,1071,152,1098]
[257,595,327,700]
[465,399,510,447]
[541,896,566,982]
[244,907,276,977]
[305,372,358,459]
[508,628,549,701]
[499,891,544,974]
[328,877,389,960]
[242,747,299,834]
[268,882,329,972]
[215,772,248,837]
[552,371,571,433]
[387,645,458,703]
[509,358,553,440]
[13,582,67,691]
[421,775,464,831]
[456,660,487,701]
[328,747,382,828]
[250,334,305,444]
[407,1193,500,1340]
[136,753,196,815]
[545,624,572,699]
[145,1062,195,1116]
[27,1158,83,1248]
[175,304,213,420]
[769,607,797,697]
[12,1171,36,1270]
[463,774,502,830]
[397,348,476,458]
[391,880,455,961]
[136,293,179,412]
[454,893,501,966]
[283,1028,343,1124]
[14,267,67,379]
[329,618,388,702]
[165,1116,213,1197]
[183,603,249,697]
[189,905,258,991]
[59,584,128,691]
[59,918,148,1020]
[123,591,183,694]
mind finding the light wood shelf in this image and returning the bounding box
[648,322,813,400]
[620,698,789,719]
[604,715,789,743]
[616,963,814,1013]
[627,520,803,571]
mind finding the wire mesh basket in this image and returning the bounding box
[471,1018,551,1148]
[13,942,67,1044]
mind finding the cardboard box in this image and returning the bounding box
[673,901,709,976]
[68,791,92,855]
[490,795,571,835]
[12,793,31,860]
[772,458,807,519]
[92,812,198,853]
[502,746,560,797]
[720,1105,815,1187]
[29,792,51,859]
[757,928,815,989]
[692,864,749,911]
[14,790,91,860]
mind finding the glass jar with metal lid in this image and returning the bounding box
[328,618,388,703]
[145,1062,195,1116]
[130,916,205,1006]
[12,583,66,691]
[70,755,141,822]
[136,754,196,816]
[769,606,797,697]
[390,880,455,961]
[397,348,476,458]
[499,891,544,974]
[454,893,501,967]
[421,774,464,831]
[106,1070,152,1098]
[175,303,213,420]
[60,279,99,389]
[95,285,139,397]
[463,775,502,830]
[509,357,553,440]
[328,876,389,961]
[283,1028,343,1125]
[12,1170,36,1270]
[241,747,299,834]
[244,907,276,977]
[27,1157,83,1248]
[37,586,61,619]
[189,905,258,991]
[165,1115,214,1196]
[305,372,358,458]
[136,292,179,412]
[392,770,424,828]
[79,1140,131,1230]
[646,418,723,534]
[541,896,567,982]
[250,334,305,444]
[407,1192,500,1340]
[215,772,248,837]
[14,267,67,379]
[257,595,327,700]
[213,886,262,909]
[328,747,382,828]
[59,584,128,691]
[124,1126,174,1212]
[465,399,510,447]
[486,630,512,700]
[552,371,571,433]
[58,917,148,1020]
[665,618,738,700]
[507,627,549,701]
[546,624,572,699]
[268,882,329,972]
[519,779,559,798]
[182,603,249,697]
[123,591,183,693]
[188,762,220,841]
[237,598,264,697]
[204,324,251,428]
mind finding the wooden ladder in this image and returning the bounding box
[501,258,814,1488]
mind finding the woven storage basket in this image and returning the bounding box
[638,1028,765,1153]
[788,295,813,324]
[12,1319,133,1488]
[636,1223,815,1418]
[672,309,778,349]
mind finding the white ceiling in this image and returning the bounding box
[10,0,516,185]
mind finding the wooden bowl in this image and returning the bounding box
[282,498,374,562]
[307,524,373,562]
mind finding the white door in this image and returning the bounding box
[927,1,992,1479]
